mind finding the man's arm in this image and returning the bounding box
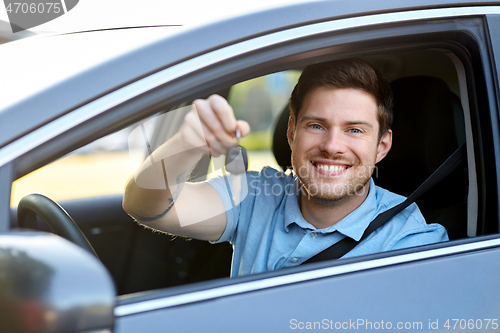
[122,95,250,241]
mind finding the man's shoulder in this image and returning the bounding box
[372,182,407,211]
[205,166,291,186]
[248,166,294,182]
[246,166,297,201]
[204,166,295,210]
[372,182,427,226]
[370,182,449,247]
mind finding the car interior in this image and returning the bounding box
[10,48,477,296]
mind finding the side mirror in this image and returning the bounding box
[0,231,115,333]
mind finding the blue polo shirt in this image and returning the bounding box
[207,167,448,277]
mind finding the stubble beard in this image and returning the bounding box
[292,156,375,206]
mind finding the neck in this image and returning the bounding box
[299,182,370,229]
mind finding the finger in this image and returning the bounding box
[183,109,234,157]
[208,140,235,158]
[198,121,236,157]
[181,112,210,154]
[207,95,238,136]
[194,98,234,143]
[199,121,223,156]
[236,120,251,138]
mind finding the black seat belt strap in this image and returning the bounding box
[303,144,466,264]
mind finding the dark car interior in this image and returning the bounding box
[10,48,472,296]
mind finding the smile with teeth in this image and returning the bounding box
[312,162,350,173]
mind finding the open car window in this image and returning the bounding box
[11,127,144,206]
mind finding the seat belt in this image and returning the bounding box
[303,144,467,265]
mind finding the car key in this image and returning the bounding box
[225,128,248,205]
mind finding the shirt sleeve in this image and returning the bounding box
[380,200,449,251]
[204,173,240,244]
[389,220,449,251]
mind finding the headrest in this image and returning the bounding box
[272,103,292,171]
[376,76,461,198]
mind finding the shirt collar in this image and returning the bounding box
[283,178,309,232]
[284,178,379,241]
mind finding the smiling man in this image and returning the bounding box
[286,60,394,230]
[123,58,448,277]
[289,85,390,229]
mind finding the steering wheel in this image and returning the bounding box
[17,193,98,257]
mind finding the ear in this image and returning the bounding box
[287,118,295,149]
[375,130,392,163]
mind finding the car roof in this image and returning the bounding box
[0,0,497,149]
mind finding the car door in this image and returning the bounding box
[109,6,500,332]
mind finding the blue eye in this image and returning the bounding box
[349,128,362,134]
[309,124,322,130]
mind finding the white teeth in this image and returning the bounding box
[316,164,347,172]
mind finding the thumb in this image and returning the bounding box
[236,120,251,138]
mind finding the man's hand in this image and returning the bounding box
[180,94,250,156]
[123,94,249,241]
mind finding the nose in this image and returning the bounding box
[319,129,347,155]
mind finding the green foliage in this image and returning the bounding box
[240,130,272,151]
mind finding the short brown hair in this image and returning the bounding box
[289,58,393,140]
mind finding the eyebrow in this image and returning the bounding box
[299,116,326,122]
[344,120,374,129]
[299,116,374,129]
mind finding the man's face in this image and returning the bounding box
[287,86,392,203]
